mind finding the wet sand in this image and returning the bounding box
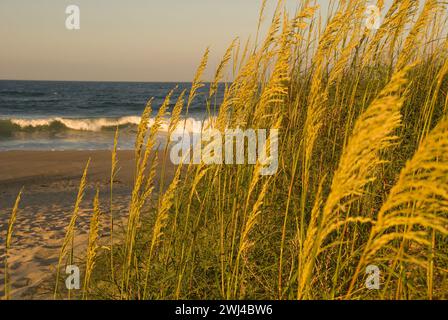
[0,150,173,299]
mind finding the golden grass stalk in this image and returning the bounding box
[238,37,251,75]
[3,188,23,300]
[174,164,210,298]
[254,0,268,50]
[387,0,417,72]
[168,90,186,137]
[209,39,237,99]
[158,88,185,204]
[187,48,210,113]
[420,40,448,140]
[121,151,158,299]
[54,159,90,299]
[135,99,153,168]
[109,126,119,285]
[254,12,291,125]
[82,188,102,299]
[396,0,439,71]
[230,176,271,299]
[143,165,182,298]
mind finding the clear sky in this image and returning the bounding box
[0,0,391,82]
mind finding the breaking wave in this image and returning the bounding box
[0,116,211,137]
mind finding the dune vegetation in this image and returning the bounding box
[4,0,448,299]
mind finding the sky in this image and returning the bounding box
[0,0,392,82]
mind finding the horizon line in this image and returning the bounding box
[0,78,227,84]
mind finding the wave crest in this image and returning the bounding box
[10,116,141,132]
[0,116,211,135]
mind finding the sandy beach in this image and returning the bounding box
[0,150,173,299]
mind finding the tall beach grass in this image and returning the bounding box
[4,0,448,300]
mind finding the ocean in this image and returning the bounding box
[0,80,218,151]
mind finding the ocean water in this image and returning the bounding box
[0,80,218,151]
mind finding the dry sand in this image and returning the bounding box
[0,150,173,299]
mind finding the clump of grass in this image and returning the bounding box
[82,188,102,299]
[348,116,448,298]
[109,127,119,285]
[88,0,448,300]
[4,188,23,300]
[53,159,90,299]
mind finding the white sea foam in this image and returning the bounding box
[10,116,140,131]
[9,116,214,133]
